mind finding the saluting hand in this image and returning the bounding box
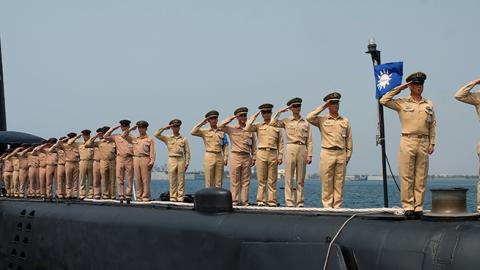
[474,79,480,85]
[254,111,261,117]
[201,118,209,125]
[227,115,236,122]
[399,81,412,91]
[279,106,290,113]
[163,125,171,130]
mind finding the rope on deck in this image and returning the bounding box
[83,198,405,215]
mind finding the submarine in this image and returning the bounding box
[1,39,480,270]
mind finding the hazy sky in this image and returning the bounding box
[1,0,479,175]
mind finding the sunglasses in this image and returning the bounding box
[291,104,301,108]
[261,110,272,114]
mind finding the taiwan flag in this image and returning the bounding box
[374,62,403,99]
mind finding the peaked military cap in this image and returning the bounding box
[323,92,342,102]
[136,120,149,128]
[119,119,131,126]
[58,136,67,141]
[101,126,111,133]
[96,128,103,133]
[47,137,58,144]
[287,97,302,106]
[205,110,219,119]
[406,72,427,83]
[258,103,274,111]
[81,129,91,135]
[234,107,248,116]
[169,119,182,126]
[67,132,77,138]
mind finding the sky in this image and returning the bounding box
[0,0,479,175]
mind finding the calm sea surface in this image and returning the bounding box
[151,178,479,212]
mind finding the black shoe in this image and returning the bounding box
[414,211,423,219]
[404,210,414,217]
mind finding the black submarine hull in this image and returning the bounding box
[1,199,479,270]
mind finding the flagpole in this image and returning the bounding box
[366,38,389,207]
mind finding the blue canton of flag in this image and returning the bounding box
[374,62,403,99]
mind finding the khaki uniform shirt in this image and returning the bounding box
[223,125,256,156]
[3,158,13,172]
[27,152,39,168]
[12,156,20,171]
[46,152,58,165]
[38,152,47,168]
[306,111,353,159]
[454,81,480,119]
[57,149,66,165]
[380,87,436,145]
[86,137,116,161]
[191,126,226,153]
[63,140,81,162]
[132,136,156,164]
[17,152,30,169]
[154,129,190,164]
[269,114,313,157]
[78,143,94,160]
[245,116,284,158]
[111,135,134,157]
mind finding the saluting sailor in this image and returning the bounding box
[270,97,313,207]
[454,78,480,211]
[380,72,436,217]
[307,92,352,208]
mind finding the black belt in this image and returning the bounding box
[258,147,277,151]
[402,134,429,139]
[322,146,343,150]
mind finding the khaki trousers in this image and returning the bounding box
[28,167,39,196]
[3,172,12,196]
[46,164,57,198]
[79,160,94,198]
[204,152,224,188]
[398,137,429,211]
[19,168,28,197]
[320,149,347,208]
[256,149,279,206]
[56,164,65,198]
[65,161,79,198]
[116,156,134,199]
[284,144,307,207]
[100,159,115,199]
[12,170,19,196]
[39,167,46,197]
[133,156,151,201]
[230,152,252,205]
[168,156,186,202]
[93,160,101,198]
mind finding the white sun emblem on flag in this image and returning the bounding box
[377,69,392,90]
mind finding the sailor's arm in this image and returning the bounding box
[153,126,170,143]
[306,127,313,164]
[277,130,284,164]
[269,107,289,128]
[244,112,260,132]
[454,79,480,105]
[428,104,437,153]
[104,126,121,141]
[184,138,191,169]
[379,82,411,111]
[346,121,353,162]
[218,115,236,129]
[191,119,208,137]
[306,102,329,128]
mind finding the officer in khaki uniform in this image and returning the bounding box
[124,121,156,201]
[10,148,21,197]
[307,92,353,208]
[17,145,32,198]
[86,128,103,199]
[454,78,480,211]
[380,72,436,217]
[105,120,134,201]
[50,133,80,199]
[69,130,95,199]
[26,145,40,198]
[191,110,229,188]
[2,149,13,197]
[245,103,284,207]
[154,119,190,202]
[55,137,67,199]
[44,138,58,199]
[86,127,116,199]
[33,143,48,198]
[219,107,256,206]
[270,97,313,207]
